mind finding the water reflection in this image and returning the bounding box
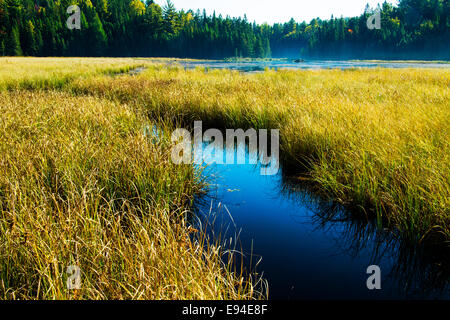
[281,175,450,299]
[193,142,449,300]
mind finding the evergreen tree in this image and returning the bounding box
[87,12,107,56]
[6,24,22,55]
[0,0,447,59]
[162,0,178,36]
[22,20,37,55]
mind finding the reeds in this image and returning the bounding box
[66,63,449,244]
[0,89,260,299]
[0,57,448,299]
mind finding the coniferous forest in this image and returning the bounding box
[0,0,448,60]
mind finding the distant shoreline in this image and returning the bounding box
[224,57,450,64]
[349,59,450,64]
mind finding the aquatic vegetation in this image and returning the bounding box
[0,57,146,91]
[0,57,448,299]
[67,62,449,245]
[0,89,261,299]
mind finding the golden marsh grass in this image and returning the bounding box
[0,57,448,299]
[69,64,449,243]
[0,89,261,299]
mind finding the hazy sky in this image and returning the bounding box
[154,0,398,25]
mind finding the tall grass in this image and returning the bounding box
[0,89,261,299]
[0,57,448,299]
[0,57,145,91]
[67,64,449,244]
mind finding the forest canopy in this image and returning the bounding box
[0,0,448,59]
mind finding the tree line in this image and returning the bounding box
[0,0,448,59]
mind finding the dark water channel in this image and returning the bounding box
[193,143,449,300]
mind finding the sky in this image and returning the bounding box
[153,0,398,25]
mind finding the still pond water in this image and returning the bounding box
[193,144,449,300]
[177,59,449,72]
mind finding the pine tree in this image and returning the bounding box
[23,20,37,56]
[0,0,446,59]
[87,12,107,56]
[163,0,178,35]
[6,25,22,56]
